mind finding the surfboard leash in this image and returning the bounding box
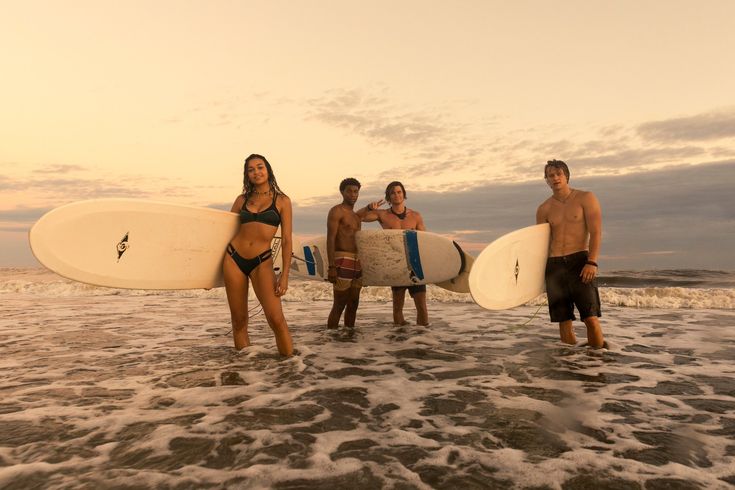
[508,301,547,330]
[220,303,265,337]
[291,254,315,265]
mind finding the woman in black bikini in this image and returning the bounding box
[223,154,293,356]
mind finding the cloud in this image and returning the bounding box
[306,90,735,189]
[33,164,88,174]
[306,89,454,148]
[305,89,499,185]
[290,160,735,269]
[638,109,735,142]
[566,146,707,171]
[0,206,52,222]
[0,225,30,233]
[0,172,193,202]
[0,176,155,198]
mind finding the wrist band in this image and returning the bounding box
[586,261,598,267]
[367,204,373,211]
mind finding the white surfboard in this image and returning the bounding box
[469,223,550,310]
[29,199,290,290]
[290,229,463,287]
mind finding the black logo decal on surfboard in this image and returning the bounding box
[514,259,520,284]
[116,232,129,262]
[271,236,282,273]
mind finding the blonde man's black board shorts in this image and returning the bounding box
[545,251,602,322]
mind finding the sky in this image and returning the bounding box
[1,0,734,269]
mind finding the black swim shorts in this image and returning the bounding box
[545,251,602,322]
[391,284,427,298]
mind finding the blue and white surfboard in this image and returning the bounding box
[290,229,462,287]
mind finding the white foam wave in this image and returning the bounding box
[600,286,735,309]
[1,269,733,309]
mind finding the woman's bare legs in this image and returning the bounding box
[251,261,293,356]
[223,255,250,349]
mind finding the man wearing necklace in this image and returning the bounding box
[536,160,605,349]
[326,178,364,329]
[359,181,428,326]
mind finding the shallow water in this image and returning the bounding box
[1,275,734,489]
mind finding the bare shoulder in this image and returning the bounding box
[328,204,344,217]
[276,193,292,206]
[231,194,245,212]
[537,196,553,212]
[408,208,422,218]
[577,189,599,205]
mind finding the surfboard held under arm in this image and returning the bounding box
[291,229,464,287]
[469,223,550,310]
[29,199,291,289]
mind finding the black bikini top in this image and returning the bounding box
[240,193,281,227]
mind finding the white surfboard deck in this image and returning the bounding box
[469,223,550,310]
[435,246,475,293]
[291,229,463,287]
[29,199,290,290]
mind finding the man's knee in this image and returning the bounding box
[558,320,574,332]
[582,316,602,329]
[332,290,349,305]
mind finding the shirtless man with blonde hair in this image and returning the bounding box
[536,160,605,348]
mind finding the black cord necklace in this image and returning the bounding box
[390,206,407,220]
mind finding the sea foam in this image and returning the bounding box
[2,268,733,309]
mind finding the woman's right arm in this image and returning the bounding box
[230,195,244,213]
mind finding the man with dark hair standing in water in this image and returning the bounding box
[326,178,363,329]
[359,181,428,326]
[536,160,606,348]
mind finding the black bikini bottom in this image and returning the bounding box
[227,244,272,276]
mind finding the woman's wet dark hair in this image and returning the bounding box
[544,159,570,181]
[243,154,285,198]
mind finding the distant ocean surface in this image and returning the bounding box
[1,268,734,489]
[599,269,735,289]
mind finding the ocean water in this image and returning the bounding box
[1,268,734,489]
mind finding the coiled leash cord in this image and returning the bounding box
[507,301,547,330]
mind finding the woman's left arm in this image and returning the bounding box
[276,195,293,296]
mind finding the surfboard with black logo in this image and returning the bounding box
[29,199,291,289]
[469,223,550,309]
